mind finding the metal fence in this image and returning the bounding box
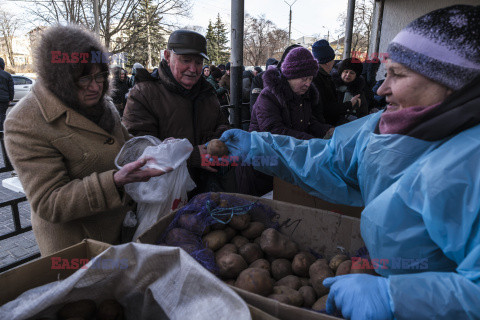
[0,131,40,273]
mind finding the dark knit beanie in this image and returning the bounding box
[280,47,319,80]
[312,40,335,64]
[266,58,278,69]
[388,5,480,91]
[254,66,263,74]
[0,57,4,70]
[338,58,363,76]
[210,65,223,79]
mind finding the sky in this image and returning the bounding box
[177,0,349,41]
[2,0,349,41]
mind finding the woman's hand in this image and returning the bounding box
[114,157,172,187]
[350,94,361,107]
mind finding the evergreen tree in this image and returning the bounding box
[124,0,167,69]
[205,14,229,65]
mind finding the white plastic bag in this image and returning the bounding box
[115,136,196,240]
[0,243,252,320]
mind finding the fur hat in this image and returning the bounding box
[388,5,480,91]
[312,40,335,64]
[338,58,363,76]
[35,24,110,111]
[280,47,318,80]
[210,65,223,79]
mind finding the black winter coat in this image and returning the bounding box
[332,72,370,120]
[0,69,14,103]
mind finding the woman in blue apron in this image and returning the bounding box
[219,5,480,319]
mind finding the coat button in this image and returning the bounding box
[104,137,115,145]
[300,104,303,107]
[300,119,303,122]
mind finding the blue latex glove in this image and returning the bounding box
[323,274,394,320]
[219,129,251,160]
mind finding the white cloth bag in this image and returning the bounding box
[115,136,196,240]
[0,243,251,320]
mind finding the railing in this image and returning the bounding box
[0,131,41,273]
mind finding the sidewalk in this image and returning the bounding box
[0,147,39,270]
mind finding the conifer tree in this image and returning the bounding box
[205,14,229,65]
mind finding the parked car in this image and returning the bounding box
[10,75,35,105]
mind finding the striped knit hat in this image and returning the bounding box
[387,5,480,91]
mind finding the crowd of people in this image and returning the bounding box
[2,4,479,319]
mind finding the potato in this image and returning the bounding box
[335,259,352,276]
[165,228,197,246]
[224,226,237,241]
[253,237,262,246]
[311,294,329,311]
[228,214,251,230]
[249,259,270,273]
[235,268,274,296]
[207,139,229,157]
[260,228,299,259]
[291,252,316,277]
[329,254,348,272]
[271,286,303,307]
[275,275,302,290]
[271,259,292,280]
[309,259,334,297]
[57,299,96,320]
[211,223,226,230]
[203,230,228,251]
[241,222,265,239]
[298,286,317,308]
[177,213,205,234]
[224,279,236,286]
[299,277,310,287]
[238,243,264,264]
[216,243,237,258]
[96,299,124,320]
[231,235,249,249]
[217,253,248,278]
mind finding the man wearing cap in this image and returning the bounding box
[122,30,235,197]
[311,40,360,126]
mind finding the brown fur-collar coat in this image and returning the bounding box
[4,82,131,255]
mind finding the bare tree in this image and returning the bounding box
[336,0,374,57]
[0,9,18,67]
[26,0,192,54]
[243,14,288,66]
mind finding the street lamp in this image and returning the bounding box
[284,0,297,45]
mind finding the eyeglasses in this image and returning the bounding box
[77,71,109,88]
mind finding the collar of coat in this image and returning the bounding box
[262,68,319,107]
[31,82,117,136]
[134,60,215,100]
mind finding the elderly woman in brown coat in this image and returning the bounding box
[4,25,169,256]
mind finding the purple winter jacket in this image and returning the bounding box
[249,68,331,139]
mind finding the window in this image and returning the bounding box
[13,77,32,85]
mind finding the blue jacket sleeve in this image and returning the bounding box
[248,115,375,206]
[388,138,480,319]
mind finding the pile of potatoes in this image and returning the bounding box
[164,201,364,312]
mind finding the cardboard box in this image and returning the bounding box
[137,193,365,320]
[0,238,277,320]
[0,239,110,305]
[273,177,363,219]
